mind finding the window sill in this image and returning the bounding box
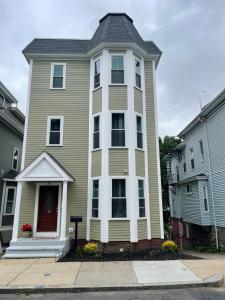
[46,144,63,147]
[49,87,66,90]
[92,148,101,152]
[136,148,144,152]
[138,217,147,220]
[185,192,193,195]
[109,218,129,221]
[90,217,100,220]
[93,86,102,92]
[109,84,127,87]
[3,213,14,216]
[109,147,128,149]
[134,86,143,92]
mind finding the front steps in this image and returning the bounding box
[3,238,70,258]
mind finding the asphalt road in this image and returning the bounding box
[0,288,225,300]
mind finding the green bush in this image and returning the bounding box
[75,246,82,257]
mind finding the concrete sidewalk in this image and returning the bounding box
[0,258,223,292]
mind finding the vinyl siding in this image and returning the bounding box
[92,87,102,114]
[109,149,128,176]
[134,87,143,114]
[91,150,102,177]
[135,149,145,177]
[21,59,90,239]
[19,182,36,230]
[138,219,147,240]
[108,220,130,241]
[90,219,101,240]
[144,61,161,238]
[109,85,127,110]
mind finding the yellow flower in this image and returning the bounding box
[83,242,98,254]
[162,240,178,254]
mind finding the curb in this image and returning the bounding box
[0,275,223,294]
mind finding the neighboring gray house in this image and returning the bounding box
[166,88,225,248]
[0,81,25,250]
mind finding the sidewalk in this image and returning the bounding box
[0,258,223,291]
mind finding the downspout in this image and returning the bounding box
[199,116,219,249]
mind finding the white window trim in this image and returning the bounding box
[134,57,142,90]
[12,147,19,170]
[111,54,125,85]
[50,63,66,89]
[203,186,209,213]
[185,184,193,195]
[92,113,101,151]
[91,177,100,220]
[110,176,128,220]
[93,58,101,90]
[137,177,146,219]
[3,186,16,216]
[46,116,64,146]
[110,111,127,148]
[136,113,144,150]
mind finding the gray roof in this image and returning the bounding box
[23,13,162,59]
[178,88,225,138]
[3,169,19,180]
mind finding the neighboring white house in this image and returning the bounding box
[166,88,225,249]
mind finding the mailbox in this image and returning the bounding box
[70,216,82,223]
[70,216,83,251]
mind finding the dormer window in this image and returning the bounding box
[111,56,124,84]
[135,59,141,88]
[50,63,66,89]
[94,59,100,89]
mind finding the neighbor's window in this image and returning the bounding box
[92,180,99,218]
[94,59,100,89]
[111,113,125,147]
[47,116,64,146]
[111,56,124,84]
[176,166,179,182]
[186,184,192,194]
[199,140,204,160]
[190,148,195,169]
[93,115,100,149]
[135,59,141,88]
[136,115,143,149]
[12,147,19,170]
[138,180,145,217]
[112,179,126,218]
[51,63,66,89]
[203,186,209,212]
[183,162,187,173]
[4,187,16,215]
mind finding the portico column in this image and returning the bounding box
[12,181,22,241]
[60,181,67,240]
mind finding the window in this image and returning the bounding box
[111,113,125,147]
[112,179,126,218]
[12,147,19,170]
[4,187,16,215]
[183,162,187,173]
[190,148,194,169]
[203,186,209,212]
[92,180,99,218]
[176,166,179,182]
[94,59,100,89]
[135,59,141,88]
[138,180,145,217]
[50,63,66,89]
[136,116,143,149]
[111,56,124,84]
[93,115,100,149]
[186,184,192,194]
[199,140,204,160]
[47,116,64,146]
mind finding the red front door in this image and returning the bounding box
[37,186,59,232]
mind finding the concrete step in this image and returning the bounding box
[3,252,59,258]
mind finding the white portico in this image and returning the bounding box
[4,151,74,258]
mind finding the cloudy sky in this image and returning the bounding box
[1,0,225,137]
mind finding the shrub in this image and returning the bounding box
[162,240,178,254]
[83,242,98,255]
[220,245,225,254]
[119,247,130,257]
[75,246,82,257]
[21,224,32,232]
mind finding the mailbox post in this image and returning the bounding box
[70,216,82,251]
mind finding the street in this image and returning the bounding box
[0,288,225,300]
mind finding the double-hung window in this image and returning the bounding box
[50,63,66,89]
[136,115,143,149]
[111,113,125,147]
[94,59,100,89]
[186,184,192,194]
[190,148,194,169]
[12,147,19,170]
[203,186,209,212]
[112,179,126,218]
[47,116,64,146]
[4,186,16,215]
[92,180,99,218]
[138,180,145,217]
[135,59,141,88]
[199,140,204,160]
[111,56,124,84]
[93,115,100,149]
